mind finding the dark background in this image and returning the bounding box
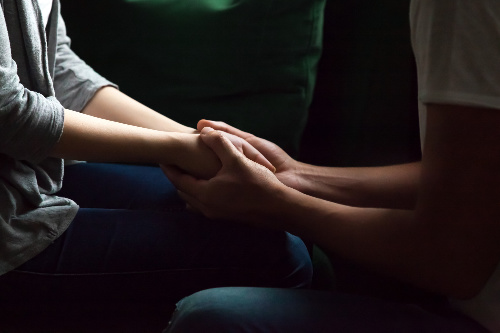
[60,0,421,168]
[299,0,421,167]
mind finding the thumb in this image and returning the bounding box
[200,128,244,167]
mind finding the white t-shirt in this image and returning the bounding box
[37,0,53,28]
[410,1,500,332]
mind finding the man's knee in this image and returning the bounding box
[278,233,313,288]
[165,288,254,333]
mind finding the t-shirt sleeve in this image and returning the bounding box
[53,11,118,112]
[412,0,500,110]
[0,6,64,163]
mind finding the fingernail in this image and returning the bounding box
[201,127,214,134]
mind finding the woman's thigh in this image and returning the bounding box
[165,287,488,333]
[0,208,312,304]
[57,162,185,211]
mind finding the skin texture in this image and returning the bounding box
[164,105,500,300]
[50,87,273,179]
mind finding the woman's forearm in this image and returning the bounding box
[82,86,195,134]
[52,109,182,163]
[295,162,421,209]
[51,109,221,178]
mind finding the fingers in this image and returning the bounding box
[178,191,205,215]
[240,141,276,173]
[161,166,208,215]
[201,127,275,173]
[200,126,215,135]
[161,164,211,215]
[197,119,252,139]
[199,129,245,167]
[160,164,202,197]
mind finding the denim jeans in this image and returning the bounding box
[165,287,489,333]
[0,163,312,306]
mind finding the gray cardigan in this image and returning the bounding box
[0,0,114,275]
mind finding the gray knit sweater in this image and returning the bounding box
[0,0,114,275]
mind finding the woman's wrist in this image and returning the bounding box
[167,124,198,134]
[161,132,221,179]
[159,132,201,165]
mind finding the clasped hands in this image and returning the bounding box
[161,120,302,223]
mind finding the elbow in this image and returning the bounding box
[432,257,497,300]
[0,91,65,162]
[447,267,497,300]
[413,235,498,300]
[446,282,484,300]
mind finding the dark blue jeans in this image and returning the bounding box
[0,163,312,306]
[165,287,489,333]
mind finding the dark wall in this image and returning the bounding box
[60,0,421,168]
[300,0,421,167]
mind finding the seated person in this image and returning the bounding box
[163,1,500,332]
[0,0,312,314]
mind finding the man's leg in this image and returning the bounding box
[165,287,489,333]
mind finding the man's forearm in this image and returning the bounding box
[295,162,421,209]
[82,86,195,134]
[269,186,489,299]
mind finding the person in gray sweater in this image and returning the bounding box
[0,0,312,317]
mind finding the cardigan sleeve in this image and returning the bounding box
[0,5,65,164]
[53,9,117,112]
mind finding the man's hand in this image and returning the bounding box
[166,131,276,180]
[161,128,286,224]
[197,119,304,191]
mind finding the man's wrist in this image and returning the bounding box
[262,183,302,229]
[291,161,313,194]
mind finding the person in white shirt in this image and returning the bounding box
[164,1,500,332]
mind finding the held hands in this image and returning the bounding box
[166,131,275,180]
[197,119,305,192]
[161,128,287,223]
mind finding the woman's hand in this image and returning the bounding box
[166,133,222,180]
[197,119,304,191]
